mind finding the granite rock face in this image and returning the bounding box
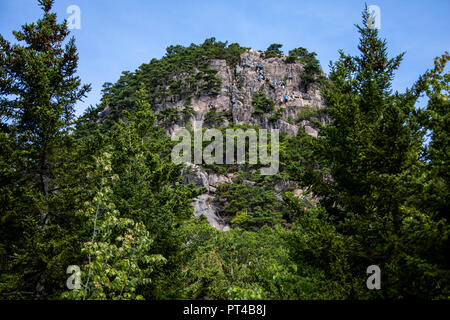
[155,49,325,137]
[182,163,233,231]
[192,194,228,231]
[163,50,326,230]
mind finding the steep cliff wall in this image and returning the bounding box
[153,49,326,230]
[154,49,326,137]
[98,47,326,231]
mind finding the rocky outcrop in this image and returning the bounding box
[182,163,233,231]
[170,50,326,229]
[155,49,325,136]
[192,194,229,231]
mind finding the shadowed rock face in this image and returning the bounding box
[168,50,327,230]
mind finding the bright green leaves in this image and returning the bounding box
[62,153,166,300]
[98,38,247,125]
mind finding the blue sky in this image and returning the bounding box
[1,0,449,116]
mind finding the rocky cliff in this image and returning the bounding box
[149,49,326,230]
[99,47,326,231]
[153,49,326,137]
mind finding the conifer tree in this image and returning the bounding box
[0,0,90,298]
[286,7,449,298]
[103,85,203,299]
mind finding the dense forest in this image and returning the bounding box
[0,0,448,300]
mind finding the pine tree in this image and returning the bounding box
[0,0,90,298]
[104,85,203,299]
[286,7,449,298]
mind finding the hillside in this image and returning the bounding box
[2,2,448,300]
[94,39,327,230]
[98,39,326,132]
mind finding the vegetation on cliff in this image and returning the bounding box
[0,1,448,300]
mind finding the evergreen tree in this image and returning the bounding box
[265,44,284,58]
[409,52,450,298]
[285,8,449,298]
[78,85,202,299]
[286,47,324,91]
[0,0,90,298]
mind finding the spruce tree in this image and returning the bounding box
[0,0,90,298]
[286,7,449,298]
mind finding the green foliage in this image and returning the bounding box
[0,3,200,298]
[197,123,284,176]
[252,91,275,115]
[216,183,287,230]
[284,8,450,299]
[1,1,448,301]
[204,107,232,127]
[285,46,325,91]
[157,107,184,126]
[180,221,327,299]
[294,105,325,123]
[285,47,309,63]
[265,44,284,59]
[411,52,450,298]
[0,0,90,298]
[98,38,247,125]
[62,153,166,300]
[94,86,202,299]
[282,194,358,299]
[268,107,284,121]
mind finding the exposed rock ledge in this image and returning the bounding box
[173,49,327,230]
[182,163,232,231]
